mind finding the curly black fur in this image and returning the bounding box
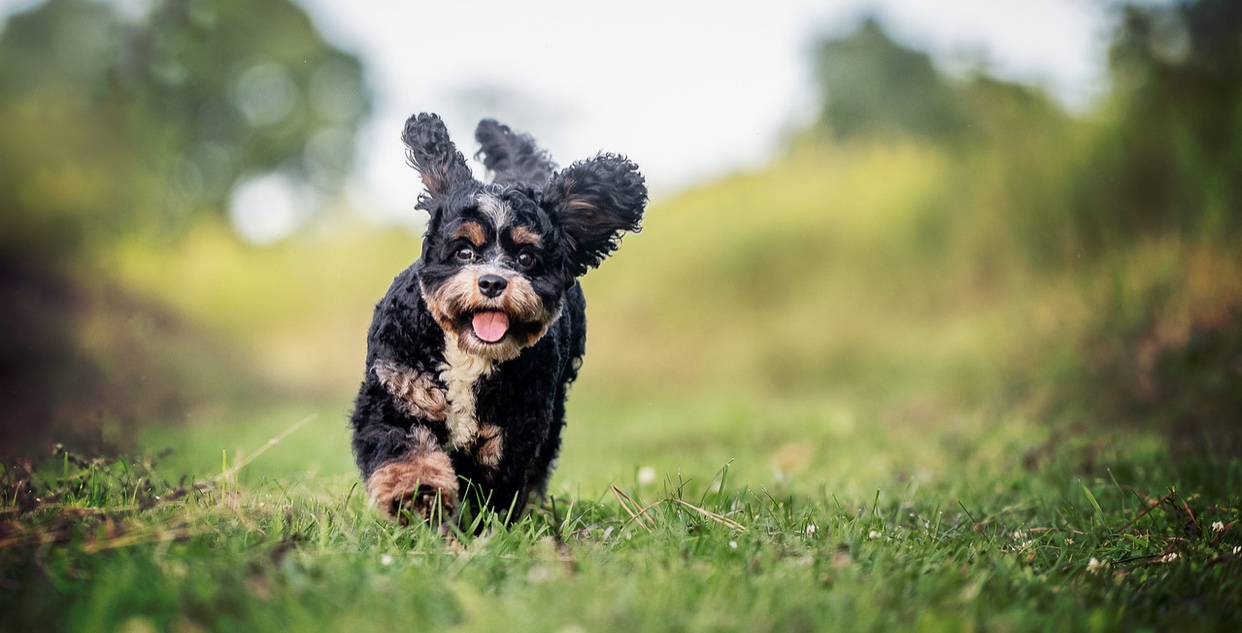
[474,119,557,186]
[350,113,647,527]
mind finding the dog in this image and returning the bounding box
[349,113,647,528]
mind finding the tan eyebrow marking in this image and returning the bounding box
[509,225,542,247]
[453,221,487,248]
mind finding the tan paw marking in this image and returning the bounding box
[366,451,458,525]
[474,424,504,469]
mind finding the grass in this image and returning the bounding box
[5,140,1242,631]
[3,409,1240,632]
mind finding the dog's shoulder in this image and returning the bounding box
[365,259,444,369]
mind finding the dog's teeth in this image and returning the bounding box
[472,311,510,342]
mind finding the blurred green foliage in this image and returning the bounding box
[1074,0,1242,245]
[0,0,1240,460]
[0,0,370,453]
[805,5,1242,449]
[813,5,1241,260]
[814,18,967,143]
[0,0,370,263]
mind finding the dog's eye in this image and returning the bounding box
[516,252,537,268]
[455,247,475,262]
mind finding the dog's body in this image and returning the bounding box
[350,113,646,526]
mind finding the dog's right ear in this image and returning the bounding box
[402,113,475,207]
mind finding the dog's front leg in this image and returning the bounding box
[353,361,459,526]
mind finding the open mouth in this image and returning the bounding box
[470,310,511,343]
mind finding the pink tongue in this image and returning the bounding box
[472,311,510,343]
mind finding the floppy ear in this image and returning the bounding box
[401,113,476,207]
[543,154,647,276]
[474,119,557,186]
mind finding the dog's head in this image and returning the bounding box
[402,113,647,361]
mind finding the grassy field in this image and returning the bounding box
[4,143,1242,631]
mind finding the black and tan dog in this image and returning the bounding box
[349,113,647,527]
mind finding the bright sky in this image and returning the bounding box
[0,0,1121,239]
[299,0,1116,224]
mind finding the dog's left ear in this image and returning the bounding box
[402,113,476,208]
[543,154,647,276]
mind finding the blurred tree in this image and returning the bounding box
[0,0,371,454]
[807,16,1078,268]
[1073,0,1242,245]
[0,0,370,262]
[812,18,967,142]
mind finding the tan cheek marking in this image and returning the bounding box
[372,360,449,421]
[499,275,552,322]
[421,272,559,363]
[422,273,480,332]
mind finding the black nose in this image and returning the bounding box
[477,274,508,298]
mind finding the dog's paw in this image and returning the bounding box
[366,452,459,526]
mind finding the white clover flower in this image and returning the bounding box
[868,530,883,539]
[1159,552,1179,564]
[1211,521,1225,532]
[1086,557,1106,573]
[728,541,738,549]
[805,524,818,536]
[380,554,394,566]
[636,467,657,486]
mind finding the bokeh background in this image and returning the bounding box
[1,0,1239,489]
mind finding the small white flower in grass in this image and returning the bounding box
[637,466,657,486]
[729,541,738,549]
[1232,546,1240,556]
[805,524,818,536]
[1159,552,1178,564]
[1211,521,1225,532]
[1087,557,1105,573]
[1012,530,1026,541]
[380,554,394,566]
[868,530,883,539]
